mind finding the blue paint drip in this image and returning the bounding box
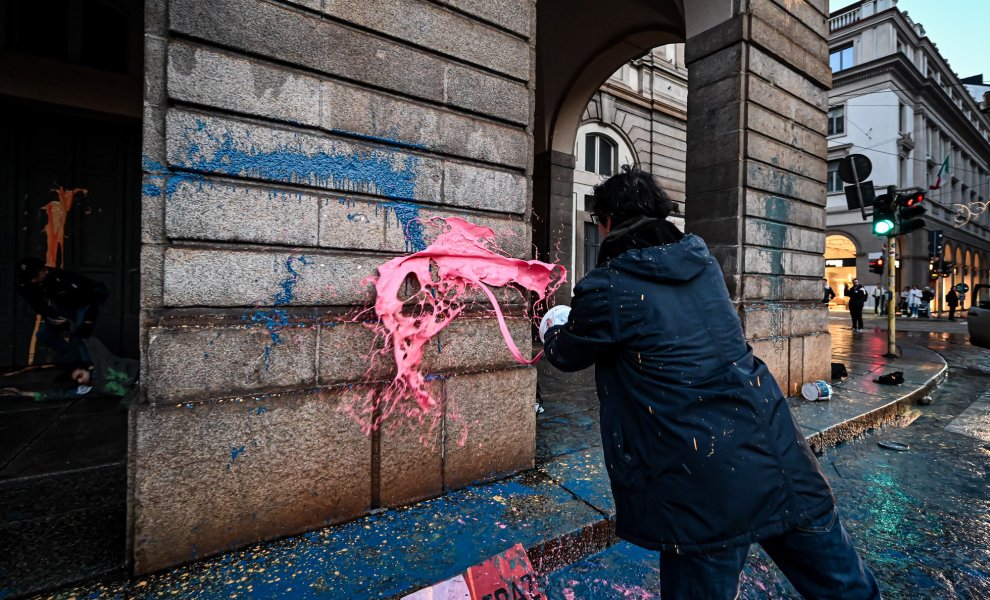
[273,255,313,306]
[379,201,426,253]
[175,118,420,200]
[253,405,269,416]
[243,256,313,370]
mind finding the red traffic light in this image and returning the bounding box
[904,192,925,207]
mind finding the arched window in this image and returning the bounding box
[584,133,616,176]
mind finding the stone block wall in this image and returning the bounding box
[685,0,832,393]
[137,0,537,573]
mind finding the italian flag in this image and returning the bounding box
[930,155,950,190]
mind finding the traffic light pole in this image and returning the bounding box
[885,238,898,358]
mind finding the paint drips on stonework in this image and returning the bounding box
[352,218,565,434]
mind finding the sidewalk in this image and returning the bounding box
[33,324,946,600]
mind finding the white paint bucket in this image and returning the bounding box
[801,380,832,401]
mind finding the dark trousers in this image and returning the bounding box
[949,305,957,320]
[849,305,864,330]
[873,298,881,314]
[660,508,881,600]
[35,306,91,365]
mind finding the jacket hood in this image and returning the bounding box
[605,233,713,282]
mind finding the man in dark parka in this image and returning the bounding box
[543,168,880,599]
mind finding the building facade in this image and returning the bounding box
[826,0,990,312]
[2,0,835,578]
[570,45,688,279]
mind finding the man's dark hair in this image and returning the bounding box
[591,166,679,228]
[17,257,46,283]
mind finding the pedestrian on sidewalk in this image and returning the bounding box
[848,279,868,332]
[822,280,836,305]
[872,286,882,314]
[881,288,892,315]
[541,167,880,600]
[947,288,959,321]
[908,285,922,318]
[900,286,910,316]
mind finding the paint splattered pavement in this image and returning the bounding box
[15,325,965,600]
[542,331,990,599]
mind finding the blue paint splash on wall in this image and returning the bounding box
[174,117,421,200]
[173,117,430,252]
[142,157,206,199]
[228,445,247,470]
[244,255,313,369]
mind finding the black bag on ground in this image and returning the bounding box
[873,371,904,385]
[831,362,848,380]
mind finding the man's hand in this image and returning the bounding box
[74,321,94,338]
[539,305,572,342]
[1,387,28,397]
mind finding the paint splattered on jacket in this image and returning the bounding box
[544,232,834,554]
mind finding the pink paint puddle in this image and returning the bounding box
[350,217,564,434]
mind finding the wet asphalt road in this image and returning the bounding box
[543,331,990,599]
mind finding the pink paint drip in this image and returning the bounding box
[359,217,565,429]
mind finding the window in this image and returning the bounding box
[828,106,845,136]
[829,45,854,72]
[584,133,616,176]
[584,194,596,214]
[584,222,601,276]
[827,160,842,193]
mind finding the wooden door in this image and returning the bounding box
[1,99,139,366]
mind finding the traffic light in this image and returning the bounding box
[871,193,896,236]
[896,190,926,235]
[869,257,885,274]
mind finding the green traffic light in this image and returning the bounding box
[873,219,895,235]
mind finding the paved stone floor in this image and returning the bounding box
[542,331,990,599]
[0,367,127,599]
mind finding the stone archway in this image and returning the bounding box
[825,233,860,309]
[535,0,833,395]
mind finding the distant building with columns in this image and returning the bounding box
[825,0,990,312]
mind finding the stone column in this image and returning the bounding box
[684,0,832,395]
[535,150,577,303]
[134,0,538,574]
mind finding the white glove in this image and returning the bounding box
[539,305,572,342]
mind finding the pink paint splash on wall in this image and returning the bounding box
[355,217,565,431]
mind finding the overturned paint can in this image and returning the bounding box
[801,380,832,401]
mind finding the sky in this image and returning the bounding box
[830,0,988,82]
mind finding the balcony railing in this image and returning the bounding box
[829,7,861,32]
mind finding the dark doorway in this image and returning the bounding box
[0,1,143,595]
[1,99,141,366]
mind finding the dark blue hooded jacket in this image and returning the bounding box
[544,231,834,554]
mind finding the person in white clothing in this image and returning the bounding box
[908,285,923,318]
